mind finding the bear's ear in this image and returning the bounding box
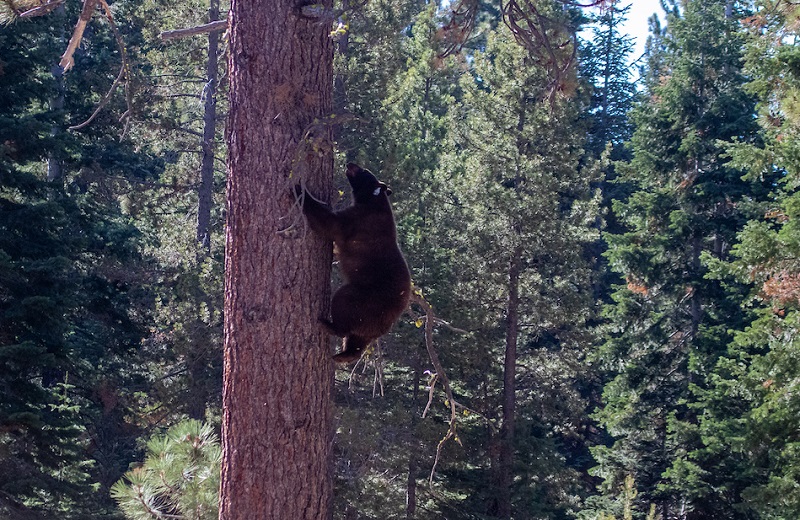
[346,163,361,178]
[376,182,392,196]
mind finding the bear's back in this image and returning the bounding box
[334,202,410,290]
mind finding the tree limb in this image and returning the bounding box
[18,0,63,18]
[59,0,97,71]
[68,0,131,132]
[159,19,228,41]
[410,287,462,486]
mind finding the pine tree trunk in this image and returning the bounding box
[196,0,220,253]
[219,0,335,517]
[406,350,421,519]
[186,0,222,423]
[497,249,521,519]
[47,4,66,183]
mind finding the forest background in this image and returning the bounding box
[2,0,800,518]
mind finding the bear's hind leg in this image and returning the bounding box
[319,317,347,337]
[325,284,369,336]
[333,335,371,364]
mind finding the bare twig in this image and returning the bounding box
[422,371,438,419]
[372,341,385,398]
[159,19,228,41]
[68,63,124,130]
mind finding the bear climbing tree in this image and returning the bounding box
[295,163,412,363]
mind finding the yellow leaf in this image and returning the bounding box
[415,318,424,328]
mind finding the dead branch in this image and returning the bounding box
[59,0,97,71]
[437,0,478,59]
[0,0,58,22]
[438,0,588,104]
[410,287,496,486]
[68,63,124,131]
[502,0,578,104]
[18,0,62,18]
[68,0,131,132]
[410,287,462,486]
[159,19,228,41]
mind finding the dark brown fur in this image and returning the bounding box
[295,163,411,363]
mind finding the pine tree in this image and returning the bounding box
[435,21,600,518]
[0,4,158,516]
[696,2,800,517]
[112,420,220,520]
[592,1,764,517]
[219,0,336,516]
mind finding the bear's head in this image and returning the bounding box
[346,163,392,204]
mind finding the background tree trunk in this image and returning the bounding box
[219,0,335,517]
[195,0,220,253]
[497,249,521,519]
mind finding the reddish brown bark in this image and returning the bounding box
[219,0,335,517]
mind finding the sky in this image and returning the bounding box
[619,0,664,62]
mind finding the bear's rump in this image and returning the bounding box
[330,283,409,339]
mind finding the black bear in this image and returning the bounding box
[295,163,411,363]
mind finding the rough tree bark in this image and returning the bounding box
[219,0,335,517]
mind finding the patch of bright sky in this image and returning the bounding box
[618,0,664,64]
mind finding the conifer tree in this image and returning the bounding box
[219,0,335,516]
[696,2,800,516]
[0,4,158,516]
[580,2,636,158]
[437,21,600,518]
[592,1,764,517]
